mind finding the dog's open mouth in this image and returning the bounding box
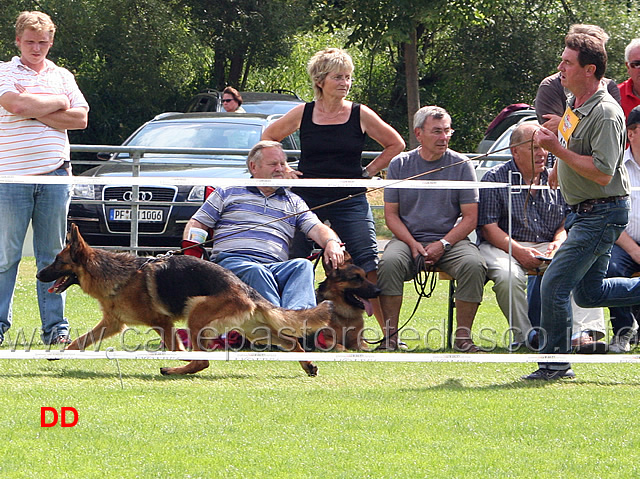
[48,274,78,294]
[345,292,374,316]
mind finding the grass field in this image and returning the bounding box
[3,257,640,478]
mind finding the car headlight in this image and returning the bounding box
[187,185,205,202]
[72,184,94,199]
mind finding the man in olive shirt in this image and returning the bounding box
[524,32,637,380]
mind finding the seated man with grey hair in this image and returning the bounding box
[181,140,344,310]
[377,105,487,351]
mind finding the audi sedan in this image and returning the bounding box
[68,112,299,250]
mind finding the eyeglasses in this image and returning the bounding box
[629,61,640,69]
[429,128,455,137]
[221,98,234,103]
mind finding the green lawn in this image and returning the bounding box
[2,257,639,478]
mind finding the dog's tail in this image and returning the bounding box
[262,300,333,337]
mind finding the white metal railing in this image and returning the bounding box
[67,145,512,253]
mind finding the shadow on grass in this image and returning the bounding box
[0,367,258,382]
[413,374,640,390]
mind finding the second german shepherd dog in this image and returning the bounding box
[314,253,381,351]
[37,224,333,377]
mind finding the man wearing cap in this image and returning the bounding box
[605,105,640,352]
[524,32,638,380]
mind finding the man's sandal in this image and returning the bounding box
[453,338,482,353]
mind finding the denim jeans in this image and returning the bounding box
[539,197,640,369]
[215,252,316,310]
[290,194,378,273]
[606,243,640,335]
[0,169,71,343]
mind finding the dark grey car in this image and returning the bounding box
[185,90,304,115]
[68,112,299,249]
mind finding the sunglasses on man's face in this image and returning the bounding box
[221,98,234,103]
[629,61,640,69]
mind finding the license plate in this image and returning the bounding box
[109,209,163,222]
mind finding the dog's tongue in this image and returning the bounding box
[361,297,374,316]
[48,277,66,294]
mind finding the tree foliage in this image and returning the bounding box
[2,0,640,151]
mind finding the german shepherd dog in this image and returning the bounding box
[36,224,333,377]
[313,253,381,351]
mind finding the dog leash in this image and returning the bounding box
[365,255,438,346]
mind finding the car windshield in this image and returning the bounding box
[117,122,263,161]
[488,124,517,154]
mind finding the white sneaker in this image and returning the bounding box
[608,325,638,353]
[609,335,631,353]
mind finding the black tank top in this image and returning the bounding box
[293,101,367,201]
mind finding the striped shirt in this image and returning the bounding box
[0,56,89,175]
[192,186,321,263]
[623,148,640,243]
[478,160,568,243]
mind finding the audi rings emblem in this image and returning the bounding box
[123,191,153,202]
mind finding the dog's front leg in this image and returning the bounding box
[67,317,124,351]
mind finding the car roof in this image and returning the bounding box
[184,90,303,114]
[150,111,278,124]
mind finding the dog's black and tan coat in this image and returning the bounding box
[37,224,333,377]
[315,254,381,351]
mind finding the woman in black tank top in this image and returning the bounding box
[262,48,405,337]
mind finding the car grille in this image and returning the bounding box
[103,186,177,233]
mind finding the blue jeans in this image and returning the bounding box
[215,252,316,310]
[539,198,640,369]
[290,194,378,273]
[606,244,640,335]
[0,169,71,343]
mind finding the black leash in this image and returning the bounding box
[365,255,439,346]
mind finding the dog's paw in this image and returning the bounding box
[305,363,318,377]
[160,367,171,376]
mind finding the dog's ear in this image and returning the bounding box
[68,223,89,262]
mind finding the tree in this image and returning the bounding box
[314,0,499,147]
[183,0,312,90]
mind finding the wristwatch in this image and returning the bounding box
[439,238,452,252]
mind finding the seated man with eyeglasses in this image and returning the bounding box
[619,38,640,119]
[377,105,487,351]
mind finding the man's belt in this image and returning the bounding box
[569,195,629,213]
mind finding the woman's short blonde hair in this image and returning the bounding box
[307,48,354,100]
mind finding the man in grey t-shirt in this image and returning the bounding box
[377,106,487,351]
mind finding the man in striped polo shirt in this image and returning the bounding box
[0,11,88,346]
[182,140,344,310]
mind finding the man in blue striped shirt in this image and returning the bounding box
[182,140,344,310]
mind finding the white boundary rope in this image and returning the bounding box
[2,173,638,366]
[2,349,640,364]
[0,175,505,189]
